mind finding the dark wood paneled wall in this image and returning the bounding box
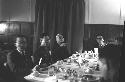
[83,24,124,51]
[84,24,123,40]
[0,22,34,50]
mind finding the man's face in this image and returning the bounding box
[40,36,50,46]
[56,36,60,44]
[96,36,104,44]
[15,37,27,50]
[96,38,104,45]
[56,36,64,44]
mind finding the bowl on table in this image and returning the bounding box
[82,75,100,82]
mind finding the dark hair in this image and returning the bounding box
[15,35,27,42]
[40,33,49,38]
[16,35,26,38]
[96,35,104,40]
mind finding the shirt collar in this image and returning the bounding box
[16,48,25,54]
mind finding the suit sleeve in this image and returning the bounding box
[7,52,26,73]
[62,46,70,59]
[33,49,40,65]
[7,52,16,72]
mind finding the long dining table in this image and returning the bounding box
[24,57,107,82]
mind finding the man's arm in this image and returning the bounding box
[7,52,16,72]
[7,52,27,73]
[33,48,41,65]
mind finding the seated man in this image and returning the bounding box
[82,35,106,52]
[94,35,107,58]
[96,35,107,48]
[52,34,70,62]
[33,33,52,67]
[100,44,121,82]
[7,35,33,82]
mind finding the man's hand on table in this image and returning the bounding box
[32,65,40,71]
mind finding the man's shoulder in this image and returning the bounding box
[37,46,46,52]
[38,46,45,49]
[8,50,18,56]
[35,46,45,53]
[60,43,68,47]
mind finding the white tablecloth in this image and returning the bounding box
[24,73,57,82]
[24,73,71,82]
[24,59,107,82]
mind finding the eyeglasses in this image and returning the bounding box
[40,38,50,43]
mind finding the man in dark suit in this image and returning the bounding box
[33,33,52,67]
[7,35,33,82]
[52,34,70,62]
[101,43,121,82]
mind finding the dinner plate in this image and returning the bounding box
[39,70,48,74]
[38,74,48,78]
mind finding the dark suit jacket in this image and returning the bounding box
[83,39,99,51]
[101,44,121,61]
[52,42,70,62]
[7,50,33,76]
[34,46,52,66]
